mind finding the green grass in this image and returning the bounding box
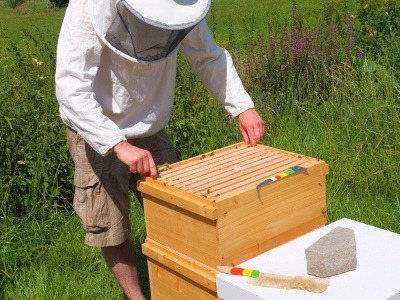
[1,213,123,299]
[1,200,149,300]
[0,5,64,43]
[1,0,399,299]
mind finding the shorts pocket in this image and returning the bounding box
[73,169,110,233]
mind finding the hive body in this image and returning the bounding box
[138,143,329,299]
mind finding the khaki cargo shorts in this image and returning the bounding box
[67,128,180,247]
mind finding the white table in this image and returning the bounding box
[217,218,400,300]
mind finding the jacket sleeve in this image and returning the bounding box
[55,0,126,156]
[180,20,255,117]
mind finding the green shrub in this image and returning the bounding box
[355,0,400,77]
[49,0,69,8]
[167,53,241,159]
[3,0,26,9]
[355,0,399,51]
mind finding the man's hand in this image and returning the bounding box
[238,108,265,146]
[113,141,158,178]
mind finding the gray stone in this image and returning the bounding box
[305,226,357,278]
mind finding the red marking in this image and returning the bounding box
[230,267,244,275]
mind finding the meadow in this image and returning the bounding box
[0,0,399,299]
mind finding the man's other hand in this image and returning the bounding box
[238,108,265,146]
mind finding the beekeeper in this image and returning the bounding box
[55,0,265,298]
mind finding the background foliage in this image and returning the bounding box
[2,0,68,8]
[0,0,399,299]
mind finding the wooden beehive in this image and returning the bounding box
[139,142,329,299]
[142,239,221,300]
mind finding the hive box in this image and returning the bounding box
[139,142,329,299]
[142,239,220,299]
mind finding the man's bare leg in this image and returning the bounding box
[101,238,145,300]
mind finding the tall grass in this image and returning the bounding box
[1,1,399,299]
[254,5,356,104]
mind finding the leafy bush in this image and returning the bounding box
[355,0,399,52]
[167,53,241,159]
[3,0,25,9]
[355,0,400,77]
[49,0,68,8]
[3,0,68,9]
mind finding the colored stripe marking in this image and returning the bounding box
[286,169,296,175]
[229,267,260,278]
[230,267,244,275]
[256,165,306,190]
[243,269,253,277]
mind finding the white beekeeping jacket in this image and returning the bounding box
[55,0,255,156]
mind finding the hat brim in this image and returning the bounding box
[124,0,211,28]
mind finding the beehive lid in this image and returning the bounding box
[138,143,328,219]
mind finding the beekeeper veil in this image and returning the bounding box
[89,0,211,63]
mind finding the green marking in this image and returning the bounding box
[286,169,296,175]
[251,270,261,278]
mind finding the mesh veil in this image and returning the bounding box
[105,0,198,62]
